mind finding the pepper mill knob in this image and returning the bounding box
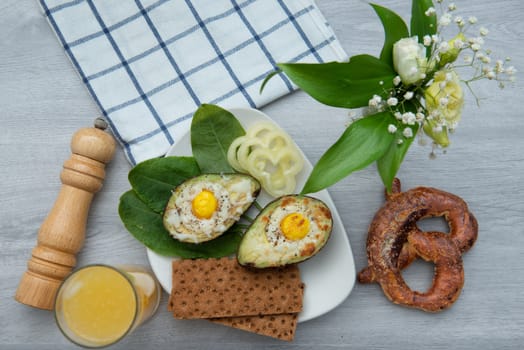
[15,119,116,310]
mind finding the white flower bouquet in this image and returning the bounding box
[264,0,516,193]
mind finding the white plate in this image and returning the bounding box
[146,107,355,322]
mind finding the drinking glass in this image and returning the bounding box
[54,264,161,348]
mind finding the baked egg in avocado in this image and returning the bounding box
[163,173,260,243]
[237,195,332,268]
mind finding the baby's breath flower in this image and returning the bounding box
[394,111,402,120]
[440,13,452,26]
[425,7,436,16]
[387,97,398,106]
[403,91,414,100]
[402,112,416,125]
[423,35,432,46]
[393,75,401,86]
[388,124,397,133]
[403,127,414,138]
[468,16,478,24]
[481,56,491,64]
[454,16,465,27]
[480,27,489,36]
[495,60,505,74]
[368,94,382,108]
[448,3,457,11]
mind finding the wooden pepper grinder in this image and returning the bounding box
[15,118,116,310]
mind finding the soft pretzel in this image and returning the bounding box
[357,179,478,312]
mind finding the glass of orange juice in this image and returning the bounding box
[54,264,161,348]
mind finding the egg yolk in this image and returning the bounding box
[280,213,310,240]
[192,190,218,219]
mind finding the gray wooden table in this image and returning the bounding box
[2,0,523,349]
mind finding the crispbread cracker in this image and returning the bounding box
[210,313,298,341]
[169,257,304,319]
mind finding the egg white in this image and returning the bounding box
[264,201,324,260]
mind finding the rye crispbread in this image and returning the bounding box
[168,257,303,340]
[210,313,298,341]
[169,257,303,319]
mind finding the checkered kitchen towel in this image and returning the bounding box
[39,0,348,164]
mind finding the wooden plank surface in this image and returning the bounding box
[1,0,523,348]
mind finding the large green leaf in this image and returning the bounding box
[301,112,397,194]
[278,55,396,108]
[129,156,200,213]
[411,0,437,57]
[119,190,243,258]
[377,123,419,193]
[191,104,245,173]
[371,3,409,67]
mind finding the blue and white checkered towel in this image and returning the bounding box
[39,0,348,164]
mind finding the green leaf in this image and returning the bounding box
[377,123,419,193]
[119,190,243,258]
[371,3,409,66]
[191,104,246,173]
[411,0,437,56]
[278,55,396,108]
[129,156,200,213]
[260,69,282,94]
[301,112,397,194]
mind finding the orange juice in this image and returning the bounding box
[54,265,160,348]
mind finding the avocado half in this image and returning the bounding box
[237,195,333,268]
[163,173,260,243]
